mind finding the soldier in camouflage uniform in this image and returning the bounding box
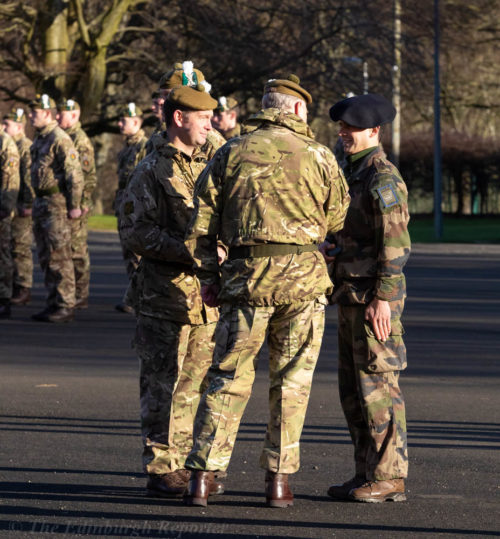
[115,102,148,313]
[118,85,223,498]
[57,99,97,309]
[183,75,350,508]
[29,94,84,323]
[212,96,241,140]
[0,124,20,318]
[3,108,34,307]
[324,93,411,503]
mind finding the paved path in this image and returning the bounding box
[1,232,499,538]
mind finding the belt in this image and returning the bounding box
[35,186,60,197]
[228,243,319,260]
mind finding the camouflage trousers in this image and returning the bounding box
[185,298,325,474]
[11,214,33,289]
[134,314,216,475]
[117,218,140,305]
[0,217,13,300]
[70,213,90,301]
[337,303,408,481]
[33,208,75,309]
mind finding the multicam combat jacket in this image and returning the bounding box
[118,137,218,325]
[12,134,34,211]
[65,122,97,210]
[187,108,350,306]
[30,121,84,212]
[0,129,20,217]
[331,146,411,305]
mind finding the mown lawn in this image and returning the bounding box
[89,214,500,244]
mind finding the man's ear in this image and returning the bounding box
[172,109,183,128]
[371,125,381,138]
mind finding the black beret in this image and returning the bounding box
[329,93,396,128]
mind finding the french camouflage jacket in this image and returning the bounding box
[65,122,97,210]
[187,108,350,306]
[12,133,34,211]
[331,146,411,305]
[30,121,84,213]
[0,128,20,217]
[118,137,218,325]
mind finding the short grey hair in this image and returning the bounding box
[262,91,302,111]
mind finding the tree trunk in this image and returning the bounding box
[43,0,70,97]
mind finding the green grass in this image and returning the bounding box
[409,215,500,243]
[88,213,500,243]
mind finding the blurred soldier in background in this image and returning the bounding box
[29,94,84,323]
[3,108,34,307]
[115,102,147,314]
[0,120,20,319]
[57,98,97,309]
[212,96,241,140]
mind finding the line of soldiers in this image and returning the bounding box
[0,96,96,322]
[113,61,411,508]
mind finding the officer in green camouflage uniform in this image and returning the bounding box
[118,85,223,497]
[29,94,84,323]
[183,75,350,508]
[324,93,410,503]
[57,99,97,309]
[0,124,20,318]
[115,102,148,313]
[3,108,34,307]
[212,96,241,140]
[147,61,226,159]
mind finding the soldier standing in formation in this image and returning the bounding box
[115,103,148,314]
[183,75,350,508]
[2,108,34,307]
[29,94,84,323]
[324,93,410,503]
[0,122,20,319]
[56,99,97,309]
[211,96,241,140]
[118,85,224,498]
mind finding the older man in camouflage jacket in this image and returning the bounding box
[324,93,411,503]
[183,75,350,508]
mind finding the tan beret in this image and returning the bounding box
[56,98,80,111]
[264,74,312,104]
[3,107,27,123]
[167,84,217,111]
[119,102,143,118]
[216,96,238,112]
[159,61,206,90]
[29,94,56,110]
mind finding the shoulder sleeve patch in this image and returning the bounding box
[376,184,398,208]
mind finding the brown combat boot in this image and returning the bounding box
[33,306,74,323]
[265,471,294,508]
[146,470,191,498]
[183,471,215,507]
[350,479,406,503]
[327,475,366,500]
[11,286,31,306]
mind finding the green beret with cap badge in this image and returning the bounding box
[119,102,143,118]
[159,61,207,90]
[29,94,56,110]
[3,107,27,123]
[56,98,80,111]
[167,84,217,111]
[216,96,238,112]
[264,74,312,104]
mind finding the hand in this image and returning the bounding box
[19,208,32,217]
[319,240,337,264]
[68,208,82,219]
[201,284,220,307]
[365,298,391,342]
[217,245,227,265]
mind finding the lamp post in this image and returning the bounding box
[343,57,369,95]
[434,0,443,239]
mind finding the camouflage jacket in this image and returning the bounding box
[331,146,411,305]
[218,123,241,141]
[146,128,225,161]
[30,121,84,212]
[115,129,148,212]
[12,133,34,210]
[119,137,218,325]
[0,129,20,217]
[187,108,350,306]
[65,122,97,209]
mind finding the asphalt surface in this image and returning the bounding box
[1,232,499,538]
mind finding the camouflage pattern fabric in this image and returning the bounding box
[11,134,34,288]
[65,122,96,302]
[218,123,241,141]
[134,314,216,474]
[185,298,325,473]
[31,121,84,308]
[187,107,350,305]
[0,129,20,299]
[337,303,408,480]
[330,145,410,481]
